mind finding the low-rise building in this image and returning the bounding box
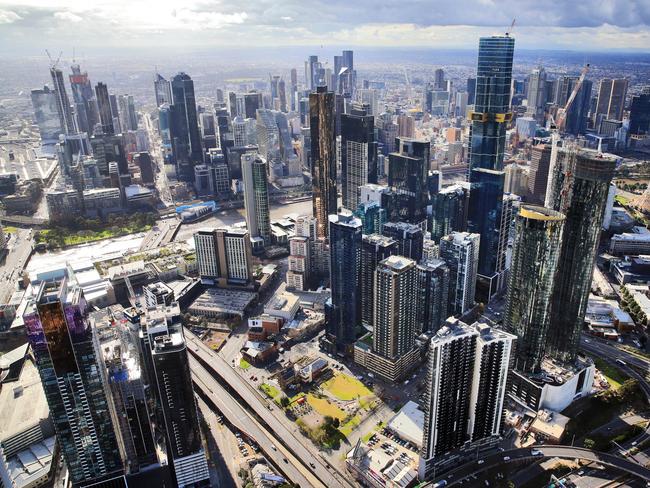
[610,226,650,255]
[386,401,424,449]
[263,283,300,321]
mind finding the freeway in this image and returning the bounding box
[191,357,322,487]
[185,330,353,488]
[427,445,650,486]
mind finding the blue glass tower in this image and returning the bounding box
[466,35,515,298]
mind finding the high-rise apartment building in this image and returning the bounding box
[382,221,424,262]
[23,280,124,486]
[466,35,514,299]
[287,236,311,291]
[194,227,253,285]
[419,320,515,479]
[326,211,362,351]
[241,152,271,247]
[310,86,337,238]
[69,63,98,135]
[629,87,650,136]
[528,144,552,204]
[430,184,469,242]
[439,232,480,316]
[546,147,617,362]
[354,200,386,235]
[143,305,209,487]
[360,234,398,329]
[416,259,450,334]
[526,67,547,122]
[373,256,418,360]
[504,205,564,374]
[154,73,172,106]
[340,104,377,211]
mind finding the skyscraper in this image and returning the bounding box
[466,35,515,299]
[430,184,469,242]
[594,78,629,123]
[526,67,547,122]
[31,86,63,143]
[69,63,97,135]
[546,147,617,362]
[629,87,650,136]
[340,103,378,211]
[504,205,564,374]
[241,152,271,247]
[310,86,337,238]
[528,144,552,204]
[326,211,362,351]
[419,320,515,479]
[416,259,450,334]
[433,68,446,91]
[154,73,172,106]
[95,82,114,135]
[143,306,209,487]
[354,200,386,235]
[382,221,424,262]
[440,232,480,316]
[385,138,430,228]
[373,255,418,360]
[171,73,203,179]
[360,234,398,329]
[50,67,75,134]
[23,280,124,486]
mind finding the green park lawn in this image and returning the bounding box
[322,373,372,401]
[239,358,251,370]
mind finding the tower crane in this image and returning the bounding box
[553,63,590,132]
[45,49,63,69]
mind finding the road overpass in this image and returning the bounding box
[191,356,325,488]
[425,445,650,486]
[185,330,353,488]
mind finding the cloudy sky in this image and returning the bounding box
[1,0,649,53]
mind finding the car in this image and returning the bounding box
[477,459,485,465]
[531,449,543,456]
[283,458,288,463]
[584,339,590,343]
[616,359,627,366]
[577,470,584,476]
[503,456,511,461]
[271,444,277,451]
[309,462,316,468]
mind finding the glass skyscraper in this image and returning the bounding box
[546,147,617,363]
[466,35,515,298]
[23,280,124,486]
[504,205,565,374]
[171,73,203,180]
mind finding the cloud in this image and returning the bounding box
[0,8,20,24]
[0,0,649,51]
[54,11,82,22]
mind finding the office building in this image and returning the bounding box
[171,73,203,178]
[439,232,480,316]
[326,211,362,351]
[504,205,565,374]
[430,184,469,242]
[526,67,547,122]
[629,87,650,136]
[466,35,514,299]
[547,147,617,362]
[385,138,431,228]
[564,78,592,136]
[95,81,114,135]
[373,256,418,360]
[194,227,253,285]
[594,78,629,123]
[154,73,172,106]
[416,259,450,334]
[69,63,98,135]
[241,153,271,248]
[229,92,262,119]
[50,67,75,134]
[30,86,62,143]
[144,308,209,487]
[504,163,528,196]
[340,104,378,211]
[382,221,424,262]
[310,86,337,238]
[397,115,415,138]
[419,320,515,479]
[467,77,476,105]
[23,280,124,486]
[528,144,552,204]
[360,234,398,329]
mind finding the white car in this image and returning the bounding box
[477,459,485,465]
[503,456,511,461]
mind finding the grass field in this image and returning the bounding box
[322,373,372,401]
[591,356,629,390]
[2,226,18,234]
[260,383,280,399]
[37,225,152,247]
[239,358,251,370]
[306,394,347,421]
[340,415,361,437]
[615,194,631,206]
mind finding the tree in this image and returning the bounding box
[583,438,595,449]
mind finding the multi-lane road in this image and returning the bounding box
[185,330,354,488]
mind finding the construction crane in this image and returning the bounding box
[505,18,516,36]
[45,49,63,70]
[554,63,590,132]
